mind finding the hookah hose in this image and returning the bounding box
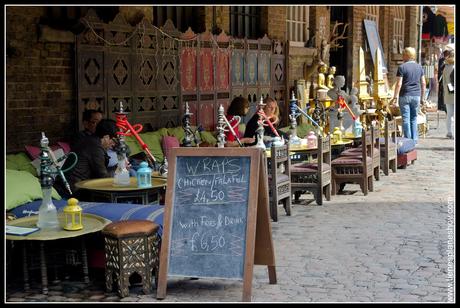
[45,147,78,196]
[337,95,357,121]
[257,110,280,138]
[293,104,322,131]
[222,116,244,147]
[115,113,156,164]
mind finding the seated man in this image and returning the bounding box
[55,119,119,198]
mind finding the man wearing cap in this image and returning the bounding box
[55,119,119,198]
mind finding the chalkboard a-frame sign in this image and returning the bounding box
[156,147,276,302]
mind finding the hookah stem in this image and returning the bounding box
[258,110,280,138]
[45,145,72,195]
[223,116,244,147]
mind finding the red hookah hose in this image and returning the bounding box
[257,110,280,138]
[115,114,156,163]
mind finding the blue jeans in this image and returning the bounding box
[399,96,420,143]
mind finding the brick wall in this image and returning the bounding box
[6,6,76,153]
[266,6,286,40]
[204,6,229,34]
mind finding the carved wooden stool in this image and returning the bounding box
[102,220,160,297]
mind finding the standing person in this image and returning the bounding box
[244,96,287,146]
[224,96,255,147]
[393,47,426,144]
[442,45,455,139]
[437,49,451,112]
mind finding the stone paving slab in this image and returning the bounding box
[6,116,455,303]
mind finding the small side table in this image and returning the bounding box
[75,177,167,205]
[6,213,110,294]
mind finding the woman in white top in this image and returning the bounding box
[442,46,455,139]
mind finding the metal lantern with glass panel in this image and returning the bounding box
[62,198,83,231]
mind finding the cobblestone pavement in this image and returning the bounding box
[6,114,455,303]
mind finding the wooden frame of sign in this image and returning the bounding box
[156,147,276,302]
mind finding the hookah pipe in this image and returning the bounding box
[115,103,156,166]
[257,98,280,138]
[292,104,323,132]
[182,102,202,147]
[337,95,357,121]
[40,132,78,196]
[222,115,244,147]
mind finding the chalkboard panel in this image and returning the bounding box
[168,155,251,279]
[157,147,275,301]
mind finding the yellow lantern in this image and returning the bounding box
[63,198,83,231]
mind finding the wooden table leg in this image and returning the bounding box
[81,238,90,284]
[22,243,30,291]
[39,242,48,295]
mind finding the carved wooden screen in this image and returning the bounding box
[77,10,181,132]
[179,29,198,127]
[271,40,286,126]
[230,35,274,125]
[77,10,284,133]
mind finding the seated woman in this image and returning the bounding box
[225,96,255,147]
[244,97,288,146]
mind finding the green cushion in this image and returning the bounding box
[167,127,186,143]
[6,169,61,211]
[200,131,217,145]
[141,132,164,162]
[6,152,38,177]
[155,127,169,137]
[125,135,144,156]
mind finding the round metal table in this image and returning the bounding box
[75,176,167,205]
[6,213,111,294]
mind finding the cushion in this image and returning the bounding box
[24,145,42,160]
[6,169,61,211]
[267,173,290,183]
[291,162,331,172]
[57,141,71,154]
[331,156,372,165]
[6,152,38,177]
[25,144,62,160]
[396,137,416,155]
[162,136,180,162]
[199,131,217,145]
[125,132,164,162]
[125,135,144,157]
[142,132,164,163]
[30,148,67,176]
[167,127,186,143]
[102,220,159,238]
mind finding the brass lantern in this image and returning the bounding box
[63,198,83,231]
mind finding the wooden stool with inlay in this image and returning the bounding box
[102,220,160,297]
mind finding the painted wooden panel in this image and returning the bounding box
[246,52,258,86]
[216,50,230,91]
[180,47,197,92]
[199,101,215,132]
[199,48,214,92]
